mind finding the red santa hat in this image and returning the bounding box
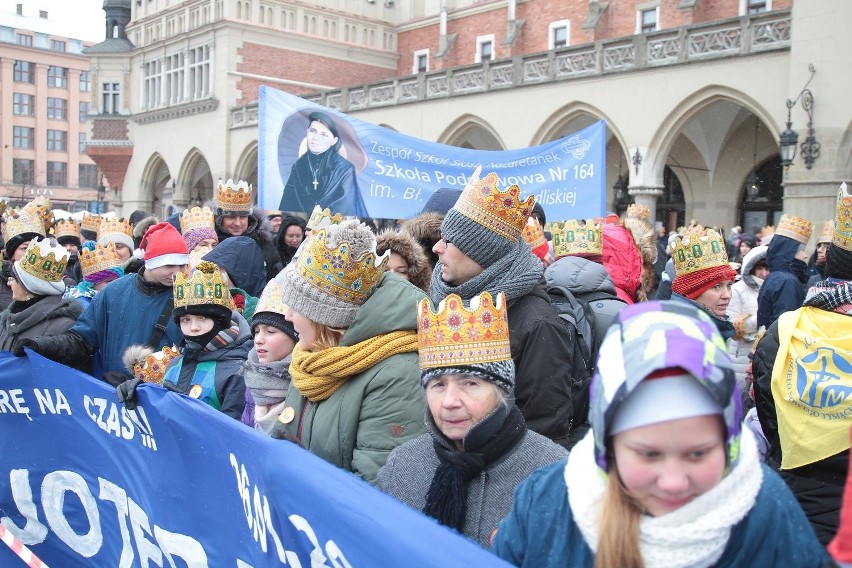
[141,222,190,270]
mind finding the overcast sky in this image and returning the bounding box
[1,0,106,42]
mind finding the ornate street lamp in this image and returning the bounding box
[780,64,820,170]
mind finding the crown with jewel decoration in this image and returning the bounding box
[53,219,81,241]
[173,261,235,310]
[80,241,123,277]
[307,205,343,233]
[22,196,53,233]
[296,226,389,307]
[417,291,511,370]
[216,178,253,214]
[17,237,69,283]
[552,219,603,258]
[97,218,133,242]
[834,182,852,251]
[454,167,535,243]
[1,209,45,243]
[180,206,216,235]
[80,213,103,234]
[672,229,730,276]
[255,280,287,317]
[817,220,833,244]
[626,204,650,221]
[775,214,813,244]
[522,218,548,251]
[124,345,180,385]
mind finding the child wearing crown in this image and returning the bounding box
[64,241,125,309]
[159,261,251,419]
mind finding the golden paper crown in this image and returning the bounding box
[834,182,852,251]
[672,229,730,276]
[22,196,53,233]
[173,261,234,310]
[775,215,813,244]
[1,210,45,243]
[80,213,103,233]
[626,204,650,221]
[818,220,833,244]
[134,346,180,385]
[180,206,216,235]
[17,237,69,283]
[255,280,287,316]
[80,241,123,277]
[297,226,389,307]
[417,291,511,369]
[216,178,253,213]
[522,218,547,250]
[759,225,775,237]
[551,219,603,258]
[307,205,343,233]
[454,168,535,243]
[53,219,81,241]
[97,218,133,241]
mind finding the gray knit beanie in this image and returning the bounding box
[441,208,519,267]
[420,360,515,394]
[280,219,387,328]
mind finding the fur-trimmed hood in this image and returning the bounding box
[213,205,275,247]
[132,216,160,240]
[621,216,659,302]
[401,212,443,269]
[375,229,432,293]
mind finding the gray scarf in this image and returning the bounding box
[429,241,543,304]
[242,348,292,405]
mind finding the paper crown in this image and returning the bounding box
[759,225,774,237]
[173,261,234,310]
[21,196,53,233]
[126,345,180,385]
[18,237,69,283]
[180,206,216,235]
[817,220,834,244]
[216,178,253,213]
[53,219,80,241]
[296,226,389,307]
[834,182,852,251]
[672,229,730,276]
[417,291,511,369]
[80,213,103,233]
[522,218,548,257]
[1,210,45,243]
[255,280,287,317]
[454,168,535,243]
[98,218,133,242]
[307,205,343,232]
[626,204,650,221]
[80,241,123,277]
[774,214,813,244]
[552,219,603,258]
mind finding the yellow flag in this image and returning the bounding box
[771,307,852,469]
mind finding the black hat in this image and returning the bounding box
[173,303,233,330]
[251,311,299,343]
[307,111,339,138]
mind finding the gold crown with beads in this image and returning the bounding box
[97,218,133,242]
[834,182,852,251]
[173,261,234,310]
[53,219,80,241]
[307,205,343,233]
[125,345,181,385]
[180,206,216,234]
[1,209,45,243]
[522,218,547,250]
[216,178,253,214]
[21,196,53,233]
[255,280,287,317]
[672,229,730,276]
[80,241,123,277]
[774,214,813,244]
[417,291,511,369]
[453,167,535,243]
[80,213,103,234]
[626,204,650,221]
[17,237,69,283]
[551,219,603,258]
[297,226,389,307]
[818,220,833,244]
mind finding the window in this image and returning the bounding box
[79,132,87,153]
[47,130,67,152]
[48,66,68,88]
[413,49,429,74]
[165,52,186,105]
[549,20,570,50]
[144,60,162,108]
[189,45,211,99]
[102,82,120,114]
[742,0,770,14]
[80,71,91,92]
[13,93,34,116]
[46,162,67,187]
[475,34,495,63]
[13,159,35,185]
[79,164,99,188]
[79,101,89,123]
[50,39,66,52]
[638,7,659,33]
[47,97,68,120]
[13,61,34,83]
[16,33,33,46]
[13,127,35,149]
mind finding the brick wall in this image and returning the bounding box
[92,118,129,141]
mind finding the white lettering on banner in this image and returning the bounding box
[496,173,546,186]
[33,388,71,415]
[0,389,31,420]
[485,150,562,169]
[83,396,158,451]
[229,453,352,567]
[368,141,412,161]
[374,160,433,183]
[535,189,577,206]
[1,469,207,566]
[414,152,449,165]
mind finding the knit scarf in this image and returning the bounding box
[565,429,762,568]
[290,330,418,402]
[242,348,292,405]
[804,278,852,314]
[423,403,526,532]
[202,323,240,353]
[429,241,543,304]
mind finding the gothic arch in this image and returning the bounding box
[233,141,259,196]
[438,114,505,150]
[139,153,172,217]
[176,148,214,206]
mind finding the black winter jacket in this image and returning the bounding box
[757,235,806,328]
[0,295,83,352]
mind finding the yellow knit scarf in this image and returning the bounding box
[290,330,419,402]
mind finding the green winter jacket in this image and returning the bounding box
[279,272,427,484]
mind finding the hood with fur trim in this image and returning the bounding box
[401,212,443,269]
[132,216,160,240]
[375,228,432,293]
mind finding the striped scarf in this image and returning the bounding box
[202,323,241,353]
[804,278,852,314]
[290,330,418,402]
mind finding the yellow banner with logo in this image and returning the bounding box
[771,307,852,469]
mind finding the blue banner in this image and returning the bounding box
[259,86,606,221]
[0,351,508,567]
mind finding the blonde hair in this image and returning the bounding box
[595,461,644,568]
[308,320,346,351]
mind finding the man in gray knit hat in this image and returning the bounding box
[429,170,577,449]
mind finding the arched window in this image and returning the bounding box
[739,155,783,235]
[657,166,686,231]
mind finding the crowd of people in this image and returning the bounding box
[1,174,850,567]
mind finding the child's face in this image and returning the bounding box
[253,324,296,363]
[180,314,215,337]
[612,414,726,517]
